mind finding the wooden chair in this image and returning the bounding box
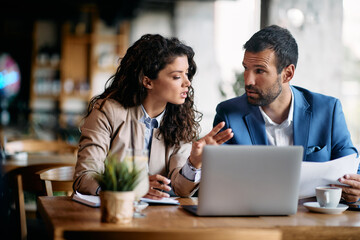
[37,166,75,196]
[4,139,77,240]
[5,163,75,240]
[5,139,78,155]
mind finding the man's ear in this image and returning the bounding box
[143,76,153,90]
[282,64,295,83]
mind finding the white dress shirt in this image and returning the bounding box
[140,105,164,152]
[258,88,294,146]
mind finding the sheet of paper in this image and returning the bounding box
[140,197,179,205]
[299,154,359,199]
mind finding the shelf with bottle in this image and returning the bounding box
[91,41,121,73]
[29,20,62,123]
[32,67,61,98]
[36,46,61,69]
[90,21,129,73]
[61,79,91,100]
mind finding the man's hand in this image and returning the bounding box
[332,174,360,203]
[189,121,233,169]
[143,174,171,200]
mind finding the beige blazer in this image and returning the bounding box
[73,99,199,197]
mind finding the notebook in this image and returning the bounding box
[183,145,304,216]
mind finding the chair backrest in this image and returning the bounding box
[37,166,75,196]
[5,163,75,240]
[5,139,78,155]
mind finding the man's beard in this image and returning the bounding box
[245,75,282,106]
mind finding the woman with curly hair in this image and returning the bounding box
[73,34,233,198]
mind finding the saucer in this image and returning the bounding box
[303,202,348,214]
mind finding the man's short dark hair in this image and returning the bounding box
[244,25,298,74]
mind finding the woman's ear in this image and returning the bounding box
[143,76,153,90]
[282,64,295,83]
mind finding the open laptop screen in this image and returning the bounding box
[185,145,303,216]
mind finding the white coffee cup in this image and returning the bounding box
[315,186,342,208]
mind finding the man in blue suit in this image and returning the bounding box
[213,25,360,203]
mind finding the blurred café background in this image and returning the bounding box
[0,0,359,150]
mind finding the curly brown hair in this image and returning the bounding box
[86,34,202,147]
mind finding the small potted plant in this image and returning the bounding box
[96,153,141,224]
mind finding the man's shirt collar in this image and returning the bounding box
[259,87,294,128]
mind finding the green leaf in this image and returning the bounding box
[96,152,141,192]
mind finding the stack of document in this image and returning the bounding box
[72,191,179,207]
[299,154,359,198]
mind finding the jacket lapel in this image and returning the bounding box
[148,129,166,175]
[244,110,267,145]
[131,107,145,150]
[292,86,311,151]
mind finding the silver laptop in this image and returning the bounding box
[183,145,304,216]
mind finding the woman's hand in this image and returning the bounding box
[143,174,171,200]
[189,121,233,169]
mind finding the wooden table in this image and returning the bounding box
[1,153,76,174]
[38,196,360,240]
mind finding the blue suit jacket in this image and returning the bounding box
[214,86,358,170]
